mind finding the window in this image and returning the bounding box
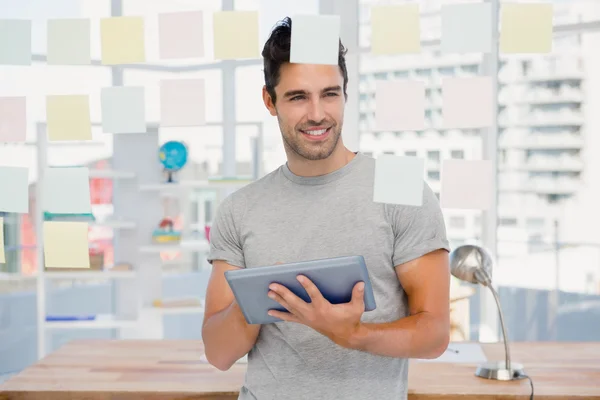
[500,218,518,227]
[450,150,464,159]
[427,171,440,181]
[449,216,466,229]
[427,151,440,162]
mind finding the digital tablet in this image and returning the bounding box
[224,255,377,325]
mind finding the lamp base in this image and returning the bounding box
[475,361,526,381]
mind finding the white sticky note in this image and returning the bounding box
[43,221,90,269]
[213,11,260,60]
[290,14,340,65]
[442,77,493,129]
[100,16,146,65]
[375,80,425,131]
[0,166,29,213]
[371,5,420,55]
[43,167,91,214]
[0,19,31,65]
[0,97,26,142]
[160,79,206,127]
[440,160,493,210]
[46,95,92,141]
[373,155,425,206]
[500,3,553,54]
[158,11,204,59]
[441,3,492,53]
[0,217,5,263]
[47,18,91,65]
[101,86,146,134]
[258,0,318,46]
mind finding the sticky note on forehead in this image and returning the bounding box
[371,5,420,54]
[373,155,425,207]
[290,14,341,65]
[259,0,319,46]
[43,221,90,269]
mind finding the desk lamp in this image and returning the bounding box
[449,244,526,381]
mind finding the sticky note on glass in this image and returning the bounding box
[375,80,425,131]
[213,11,260,60]
[100,16,146,65]
[0,166,28,213]
[47,18,91,65]
[441,3,492,53]
[442,77,493,129]
[43,221,90,269]
[0,97,26,142]
[373,155,425,206]
[43,167,91,214]
[371,5,420,55]
[0,19,31,65]
[101,86,146,134]
[290,14,340,65]
[160,79,205,127]
[259,0,318,46]
[500,3,553,54]
[158,11,204,59]
[46,95,92,141]
[440,160,493,210]
[0,217,5,263]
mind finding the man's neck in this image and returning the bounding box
[286,146,356,177]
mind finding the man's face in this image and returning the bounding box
[263,63,345,161]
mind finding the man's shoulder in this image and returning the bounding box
[222,166,284,207]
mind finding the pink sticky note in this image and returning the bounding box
[158,11,204,59]
[440,159,493,210]
[375,80,425,131]
[160,79,206,127]
[0,97,26,142]
[442,77,493,129]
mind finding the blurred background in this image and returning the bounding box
[1,0,599,379]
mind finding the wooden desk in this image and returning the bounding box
[1,340,599,399]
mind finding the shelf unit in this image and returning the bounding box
[34,122,260,357]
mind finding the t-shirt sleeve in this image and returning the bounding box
[390,182,450,266]
[206,193,246,268]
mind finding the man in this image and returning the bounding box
[202,17,451,400]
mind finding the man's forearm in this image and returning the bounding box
[346,312,449,359]
[202,300,261,370]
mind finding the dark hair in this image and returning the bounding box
[261,16,348,104]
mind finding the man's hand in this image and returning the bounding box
[267,275,365,348]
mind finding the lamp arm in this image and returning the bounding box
[487,284,511,371]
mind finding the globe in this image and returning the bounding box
[159,141,188,183]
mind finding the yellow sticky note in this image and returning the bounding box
[213,11,260,60]
[101,16,145,65]
[43,221,90,268]
[46,95,92,141]
[0,217,5,263]
[500,3,553,54]
[371,5,420,55]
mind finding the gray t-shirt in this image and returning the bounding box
[207,152,450,400]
